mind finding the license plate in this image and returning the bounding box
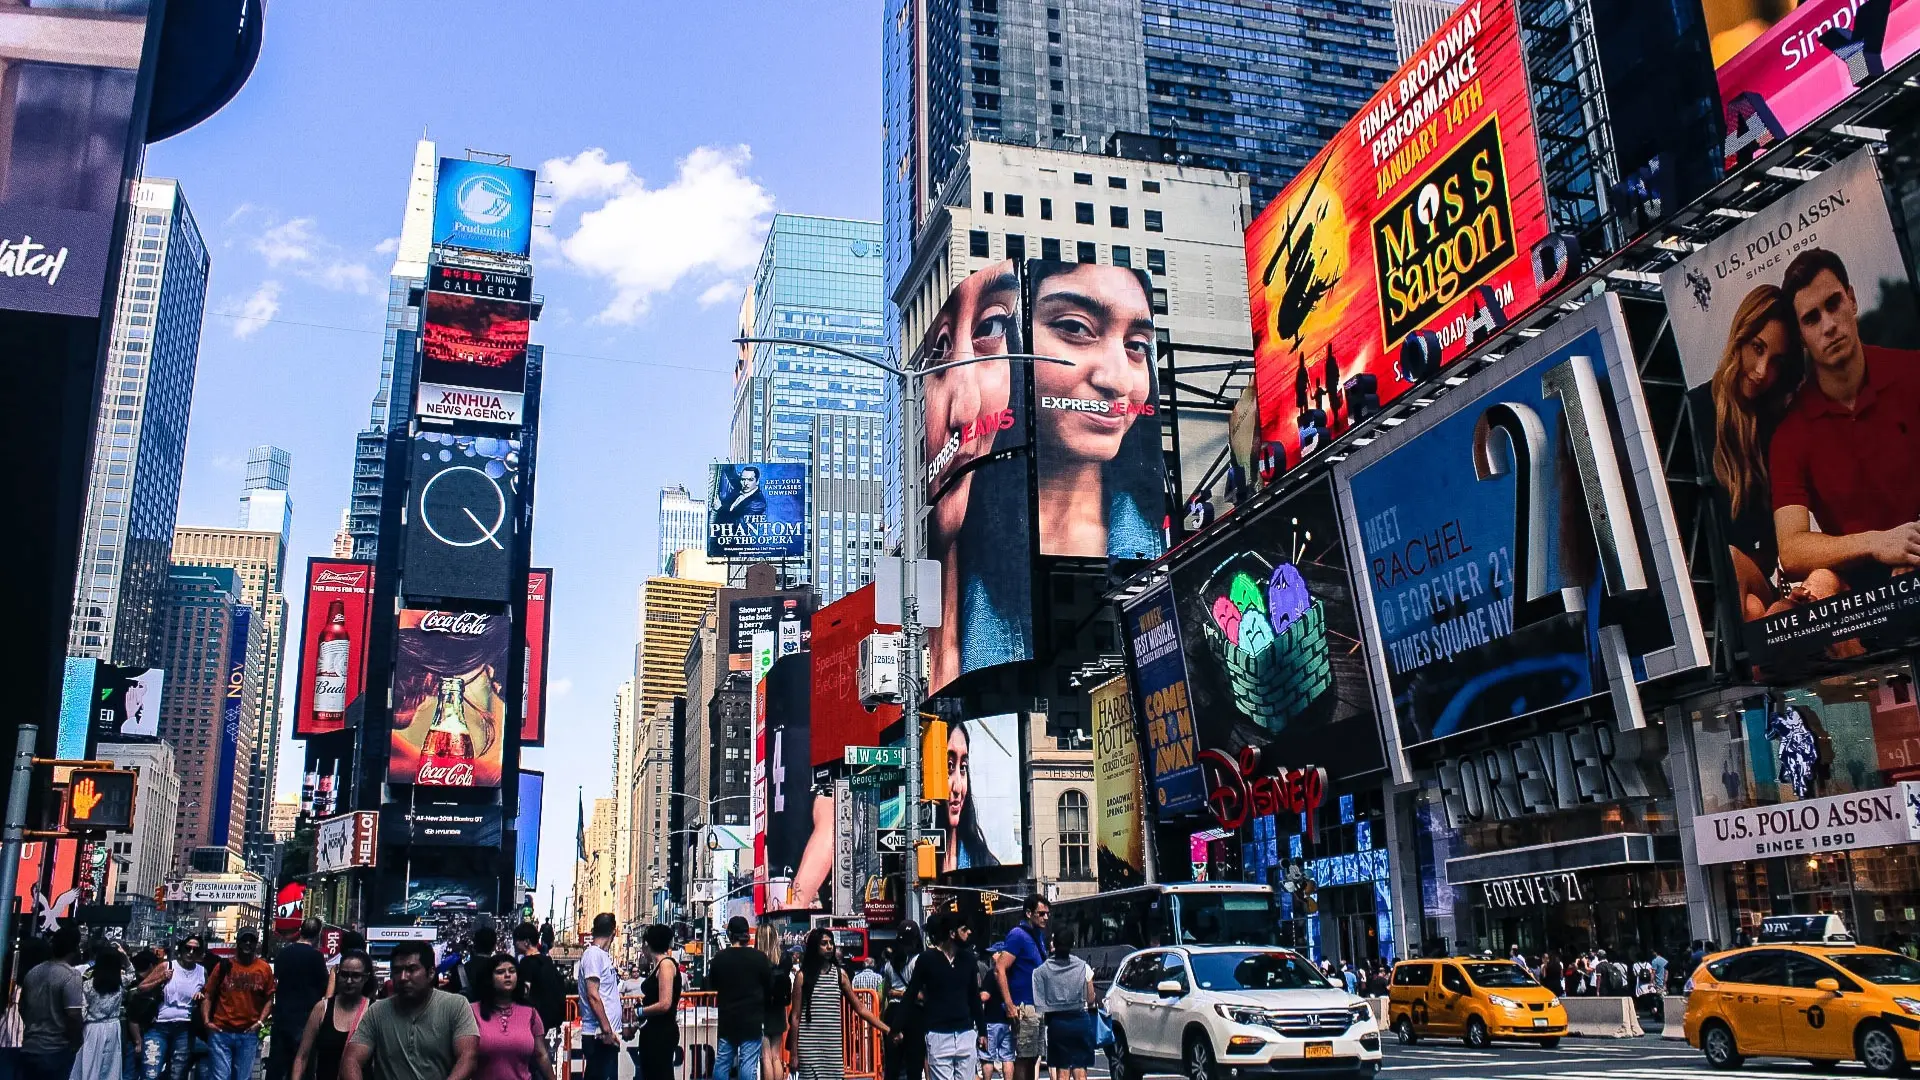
[1533,1018,1549,1028]
[1305,1043,1333,1059]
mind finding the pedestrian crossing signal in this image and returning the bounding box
[65,769,136,832]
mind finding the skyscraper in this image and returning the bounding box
[657,485,707,574]
[237,445,293,571]
[69,179,210,666]
[1390,0,1463,60]
[732,215,888,601]
[154,564,261,871]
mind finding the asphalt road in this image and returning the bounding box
[1121,1036,1903,1078]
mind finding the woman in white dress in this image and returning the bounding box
[72,947,125,1080]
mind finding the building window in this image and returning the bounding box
[1077,241,1096,264]
[1059,790,1091,880]
[1048,30,1061,43]
[1112,246,1131,268]
[1151,287,1169,315]
[1147,248,1167,274]
[973,92,1000,111]
[1049,54,1062,67]
[1073,172,1092,185]
[1074,202,1093,225]
[1047,6,1058,17]
[1051,103,1065,117]
[1050,79,1063,92]
[970,230,991,258]
[1110,206,1129,228]
[1007,234,1025,261]
[1041,238,1061,261]
[1142,180,1161,194]
[1108,177,1126,189]
[983,192,994,214]
[1005,194,1024,217]
[1144,209,1164,232]
[1040,198,1053,220]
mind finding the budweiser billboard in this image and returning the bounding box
[294,559,375,738]
[521,569,551,745]
[1245,0,1554,476]
[389,609,509,788]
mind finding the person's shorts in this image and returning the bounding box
[1014,1005,1044,1060]
[984,1023,1013,1064]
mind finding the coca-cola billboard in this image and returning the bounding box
[389,608,508,789]
[295,559,375,738]
[521,569,551,745]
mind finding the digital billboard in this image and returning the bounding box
[917,261,1035,694]
[1168,479,1384,789]
[433,158,535,257]
[390,876,496,918]
[521,569,551,745]
[294,559,375,737]
[726,593,812,671]
[1025,260,1167,560]
[379,802,505,848]
[1661,149,1920,665]
[810,584,900,767]
[940,713,1023,871]
[402,431,522,603]
[211,608,251,844]
[415,292,530,426]
[90,664,164,743]
[0,7,154,318]
[389,609,509,789]
[1336,297,1706,754]
[516,769,544,890]
[1122,586,1205,815]
[763,655,824,910]
[707,463,807,560]
[429,262,533,302]
[1246,0,1553,476]
[1090,675,1147,890]
[1718,0,1920,173]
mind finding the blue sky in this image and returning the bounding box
[146,0,880,912]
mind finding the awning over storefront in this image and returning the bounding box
[1444,833,1681,884]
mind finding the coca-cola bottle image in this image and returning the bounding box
[418,677,477,786]
[313,600,351,725]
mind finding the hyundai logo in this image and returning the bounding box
[455,174,515,226]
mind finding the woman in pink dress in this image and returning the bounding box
[471,955,556,1080]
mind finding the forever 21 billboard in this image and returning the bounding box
[402,431,523,602]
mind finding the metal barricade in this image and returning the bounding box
[559,989,882,1080]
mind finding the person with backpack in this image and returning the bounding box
[201,929,275,1080]
[511,923,564,1037]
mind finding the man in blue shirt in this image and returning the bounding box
[993,896,1050,1080]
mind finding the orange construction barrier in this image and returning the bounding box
[559,989,883,1080]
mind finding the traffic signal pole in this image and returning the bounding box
[0,724,38,983]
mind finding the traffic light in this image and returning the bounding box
[65,769,136,832]
[915,840,937,882]
[920,719,949,802]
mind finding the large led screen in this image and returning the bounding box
[416,292,530,427]
[516,769,544,890]
[810,584,900,767]
[401,431,522,603]
[918,261,1034,694]
[1336,297,1705,753]
[211,609,250,843]
[1025,260,1167,560]
[1168,479,1383,785]
[1661,149,1920,665]
[89,664,163,744]
[433,158,535,257]
[1246,0,1552,477]
[294,559,375,737]
[707,462,807,560]
[939,713,1023,871]
[521,569,551,745]
[389,609,509,789]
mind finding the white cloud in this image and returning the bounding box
[372,236,401,256]
[229,281,281,339]
[698,280,741,308]
[542,145,773,323]
[550,677,574,699]
[253,218,318,267]
[239,215,376,295]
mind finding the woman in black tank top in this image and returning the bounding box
[293,951,373,1080]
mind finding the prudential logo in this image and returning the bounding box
[434,158,534,256]
[455,174,514,228]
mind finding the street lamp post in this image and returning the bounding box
[732,336,1073,924]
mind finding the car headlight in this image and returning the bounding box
[1486,995,1521,1010]
[1895,998,1920,1017]
[1214,1005,1271,1027]
[1348,1004,1374,1028]
[1547,997,1562,1009]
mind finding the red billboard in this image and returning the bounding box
[1246,0,1553,474]
[294,559,375,738]
[415,292,531,426]
[810,584,900,767]
[521,569,552,745]
[389,609,509,789]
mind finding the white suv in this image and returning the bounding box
[1103,946,1381,1080]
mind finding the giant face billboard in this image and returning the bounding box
[415,292,530,427]
[919,261,1035,694]
[433,158,535,257]
[1661,150,1920,665]
[1336,297,1706,755]
[0,4,154,318]
[1246,0,1553,476]
[1026,260,1167,560]
[389,609,509,789]
[402,431,522,603]
[521,569,551,745]
[1169,479,1384,790]
[1718,0,1920,173]
[940,713,1023,872]
[810,584,901,767]
[707,463,807,561]
[295,559,375,737]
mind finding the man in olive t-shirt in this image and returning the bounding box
[341,941,478,1080]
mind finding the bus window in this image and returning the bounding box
[1174,892,1279,946]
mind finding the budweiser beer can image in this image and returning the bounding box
[390,608,506,787]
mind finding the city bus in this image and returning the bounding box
[985,883,1279,985]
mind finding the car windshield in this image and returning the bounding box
[1829,953,1920,985]
[1188,951,1333,991]
[1176,894,1280,946]
[1462,963,1538,988]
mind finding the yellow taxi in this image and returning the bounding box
[1685,920,1920,1075]
[1387,958,1568,1048]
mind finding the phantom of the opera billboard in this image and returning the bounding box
[707,462,808,561]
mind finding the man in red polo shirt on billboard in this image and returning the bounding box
[1770,247,1920,591]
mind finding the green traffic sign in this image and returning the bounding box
[844,746,905,767]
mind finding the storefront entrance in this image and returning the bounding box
[1722,847,1920,952]
[1466,867,1691,965]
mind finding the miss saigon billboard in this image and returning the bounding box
[1245,0,1554,474]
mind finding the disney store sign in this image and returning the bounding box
[1694,783,1920,866]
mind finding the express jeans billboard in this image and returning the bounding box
[389,609,508,789]
[1336,297,1705,753]
[1661,150,1920,665]
[707,462,807,561]
[1121,585,1206,814]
